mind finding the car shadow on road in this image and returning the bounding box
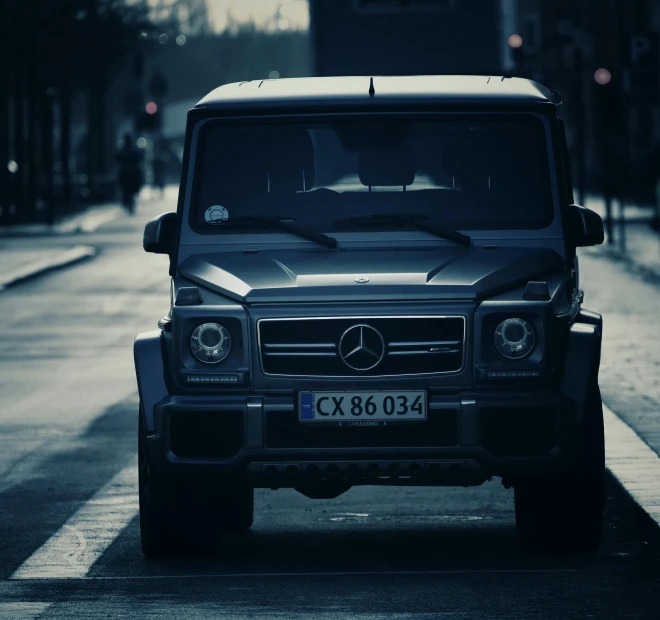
[95,485,644,580]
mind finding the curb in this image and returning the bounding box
[0,245,97,291]
[604,404,660,542]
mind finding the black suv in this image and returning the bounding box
[135,75,605,557]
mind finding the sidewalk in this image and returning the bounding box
[583,193,660,282]
[0,186,177,291]
[0,203,124,238]
[578,196,660,538]
[0,204,121,290]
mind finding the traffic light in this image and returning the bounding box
[136,101,162,132]
[508,34,524,65]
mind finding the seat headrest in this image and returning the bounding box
[358,144,415,187]
[210,126,315,202]
[260,126,315,193]
[440,136,492,191]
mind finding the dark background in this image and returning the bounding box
[1,0,659,225]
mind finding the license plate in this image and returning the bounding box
[298,391,426,424]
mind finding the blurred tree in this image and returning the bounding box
[0,0,151,224]
[150,0,211,36]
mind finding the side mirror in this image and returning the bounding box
[568,204,604,247]
[143,212,176,254]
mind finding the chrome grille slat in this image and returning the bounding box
[388,340,461,348]
[388,349,460,356]
[264,352,338,357]
[263,343,336,349]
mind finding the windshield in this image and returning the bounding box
[191,114,554,234]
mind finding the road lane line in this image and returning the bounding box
[604,404,660,529]
[0,603,53,620]
[7,403,657,583]
[13,568,581,582]
[10,461,138,580]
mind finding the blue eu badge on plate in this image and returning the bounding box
[300,393,315,420]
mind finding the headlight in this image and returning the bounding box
[190,323,231,364]
[493,317,535,359]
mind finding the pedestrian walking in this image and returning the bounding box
[152,142,167,199]
[116,133,142,214]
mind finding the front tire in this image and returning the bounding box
[139,412,223,558]
[514,387,605,553]
[220,486,254,532]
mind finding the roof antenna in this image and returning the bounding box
[369,77,375,97]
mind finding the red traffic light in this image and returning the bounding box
[594,68,612,85]
[508,34,523,49]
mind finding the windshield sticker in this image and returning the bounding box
[205,205,229,224]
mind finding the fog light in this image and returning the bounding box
[494,318,535,359]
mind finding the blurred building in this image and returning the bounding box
[309,0,660,206]
[509,0,660,205]
[0,6,311,226]
[309,0,507,76]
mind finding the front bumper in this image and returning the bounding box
[135,318,601,487]
[144,390,582,486]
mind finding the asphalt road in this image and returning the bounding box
[1,195,659,619]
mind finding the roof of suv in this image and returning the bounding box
[195,75,556,109]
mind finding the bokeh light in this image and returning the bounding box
[158,33,168,44]
[594,68,612,85]
[136,138,147,149]
[278,19,290,31]
[508,33,523,49]
[176,35,186,46]
[7,160,18,174]
[268,70,280,79]
[145,102,158,115]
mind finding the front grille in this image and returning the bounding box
[259,316,465,377]
[170,411,244,459]
[265,409,459,449]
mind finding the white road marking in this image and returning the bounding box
[7,404,660,583]
[0,603,53,620]
[604,404,660,527]
[10,462,138,580]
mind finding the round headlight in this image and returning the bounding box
[191,323,231,364]
[494,318,535,359]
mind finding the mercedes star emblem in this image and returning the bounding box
[338,324,385,371]
[355,276,370,283]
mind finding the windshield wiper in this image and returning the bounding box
[333,213,471,248]
[213,216,338,249]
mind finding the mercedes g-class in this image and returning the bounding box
[135,75,605,557]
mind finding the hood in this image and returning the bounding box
[178,246,565,304]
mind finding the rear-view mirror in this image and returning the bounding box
[143,211,176,255]
[569,204,604,247]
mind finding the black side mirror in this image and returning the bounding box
[143,212,176,254]
[569,204,604,247]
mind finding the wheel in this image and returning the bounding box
[513,386,605,553]
[138,411,223,558]
[220,485,254,532]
